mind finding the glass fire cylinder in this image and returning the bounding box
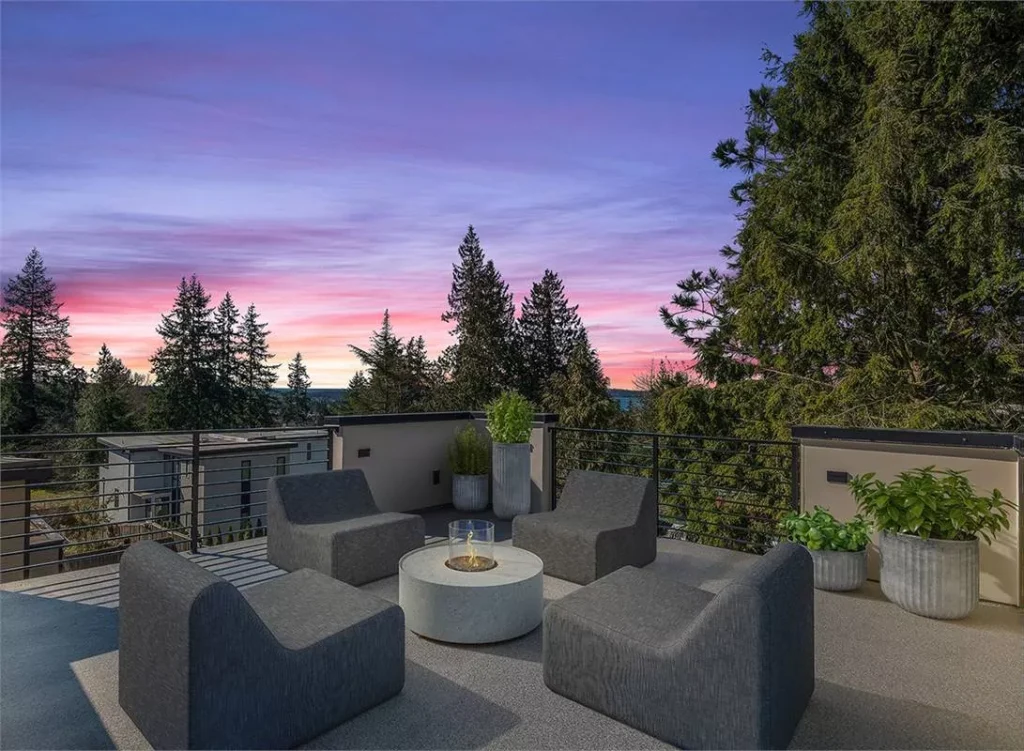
[447,519,497,572]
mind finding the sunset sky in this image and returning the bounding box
[1,2,803,388]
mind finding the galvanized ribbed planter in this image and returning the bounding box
[808,548,867,591]
[452,474,489,512]
[879,531,980,620]
[492,442,531,520]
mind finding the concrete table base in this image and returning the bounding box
[398,545,544,644]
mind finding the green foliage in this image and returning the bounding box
[518,269,586,404]
[0,247,81,435]
[441,226,519,409]
[485,391,533,444]
[76,345,143,434]
[851,467,1014,544]
[543,336,619,430]
[660,2,1024,434]
[448,425,490,475]
[347,311,438,414]
[149,275,222,430]
[281,352,311,424]
[781,506,871,552]
[236,303,278,427]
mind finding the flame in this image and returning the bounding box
[466,529,477,566]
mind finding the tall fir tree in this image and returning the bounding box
[348,310,406,413]
[518,269,586,404]
[211,292,242,426]
[76,345,142,434]
[282,352,311,425]
[441,226,518,409]
[148,275,220,430]
[0,248,81,434]
[341,371,370,415]
[543,335,619,429]
[660,1,1024,433]
[402,335,437,411]
[236,304,278,427]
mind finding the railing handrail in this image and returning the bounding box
[1,425,333,442]
[550,424,797,447]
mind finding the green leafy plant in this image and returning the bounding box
[448,425,490,475]
[781,506,871,552]
[850,467,1014,544]
[485,391,533,444]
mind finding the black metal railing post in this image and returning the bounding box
[190,430,201,553]
[789,441,801,511]
[549,426,559,510]
[652,433,660,501]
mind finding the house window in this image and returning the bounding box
[241,460,252,518]
[306,442,312,461]
[276,456,287,475]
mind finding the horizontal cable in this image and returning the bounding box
[552,425,796,447]
[2,426,333,442]
[0,538,186,574]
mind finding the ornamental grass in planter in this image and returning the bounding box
[850,467,1014,620]
[780,506,871,591]
[486,391,533,520]
[448,425,490,512]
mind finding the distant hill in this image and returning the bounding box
[609,388,644,411]
[271,388,348,403]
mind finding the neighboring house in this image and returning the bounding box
[98,431,329,537]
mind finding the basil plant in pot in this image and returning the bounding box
[851,467,1013,620]
[485,391,533,520]
[780,506,871,591]
[448,425,490,512]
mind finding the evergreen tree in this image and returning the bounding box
[282,352,311,425]
[148,275,220,430]
[518,269,586,404]
[543,335,619,429]
[76,345,142,434]
[402,335,437,411]
[237,304,278,427]
[348,310,406,413]
[660,1,1024,433]
[441,226,518,409]
[341,371,370,414]
[211,292,242,426]
[0,248,80,434]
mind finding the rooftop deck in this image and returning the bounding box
[2,508,1022,750]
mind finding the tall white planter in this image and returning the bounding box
[879,531,980,619]
[452,474,489,512]
[492,442,531,520]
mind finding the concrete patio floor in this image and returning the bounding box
[2,512,1022,750]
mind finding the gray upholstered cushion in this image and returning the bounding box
[119,541,405,750]
[543,543,814,750]
[513,470,657,585]
[267,469,424,585]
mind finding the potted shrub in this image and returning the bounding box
[486,391,533,520]
[780,506,871,591]
[448,425,490,512]
[851,467,1013,620]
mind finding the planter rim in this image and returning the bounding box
[881,530,979,545]
[492,441,530,447]
[804,545,868,554]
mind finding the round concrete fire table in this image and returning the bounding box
[398,544,543,644]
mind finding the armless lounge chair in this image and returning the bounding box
[512,470,657,584]
[118,541,405,750]
[267,469,424,585]
[543,542,815,750]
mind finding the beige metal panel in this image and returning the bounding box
[800,439,1022,607]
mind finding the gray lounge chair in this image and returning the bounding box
[512,470,656,584]
[543,543,814,750]
[118,540,405,750]
[267,469,424,585]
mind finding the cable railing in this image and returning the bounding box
[549,426,800,554]
[1,426,334,580]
